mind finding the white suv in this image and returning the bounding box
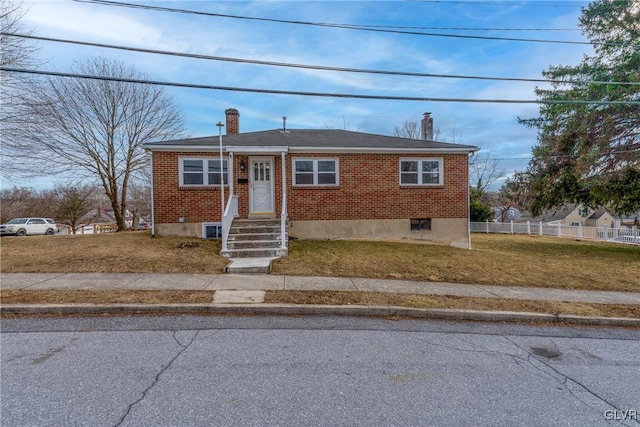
[0,218,59,236]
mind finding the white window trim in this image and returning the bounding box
[399,158,444,186]
[179,156,229,187]
[292,158,339,187]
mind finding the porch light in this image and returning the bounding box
[240,159,246,171]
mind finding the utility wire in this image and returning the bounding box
[7,34,639,87]
[347,24,580,31]
[412,0,582,7]
[474,148,640,162]
[411,0,637,7]
[3,67,640,105]
[73,0,637,48]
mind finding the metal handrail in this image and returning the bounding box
[221,194,239,251]
[280,192,288,250]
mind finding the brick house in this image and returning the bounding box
[144,109,478,256]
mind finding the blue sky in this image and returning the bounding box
[11,0,595,190]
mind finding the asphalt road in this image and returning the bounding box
[2,316,639,427]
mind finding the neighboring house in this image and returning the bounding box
[617,213,640,228]
[521,204,615,228]
[144,109,478,252]
[493,206,522,223]
[72,206,132,234]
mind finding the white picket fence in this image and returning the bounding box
[470,221,640,245]
[58,223,118,235]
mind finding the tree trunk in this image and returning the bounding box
[132,209,140,230]
[111,201,126,231]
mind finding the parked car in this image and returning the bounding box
[0,218,59,236]
[136,222,152,230]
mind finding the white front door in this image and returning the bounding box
[249,157,274,214]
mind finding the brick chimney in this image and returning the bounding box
[225,108,239,135]
[421,112,433,141]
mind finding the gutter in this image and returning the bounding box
[143,144,479,154]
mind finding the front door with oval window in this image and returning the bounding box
[249,157,274,214]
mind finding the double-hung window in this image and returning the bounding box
[400,158,443,186]
[293,158,338,186]
[180,157,228,186]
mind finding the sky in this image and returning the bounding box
[7,0,597,190]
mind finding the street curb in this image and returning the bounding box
[2,303,639,327]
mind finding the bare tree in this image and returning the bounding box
[394,120,421,139]
[394,120,451,142]
[469,150,504,196]
[0,186,56,222]
[0,0,40,178]
[324,115,359,131]
[418,126,503,196]
[9,57,184,231]
[1,187,36,223]
[52,183,97,234]
[127,176,151,229]
[0,0,38,93]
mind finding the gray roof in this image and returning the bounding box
[519,205,578,223]
[521,205,613,223]
[144,129,477,152]
[588,209,610,220]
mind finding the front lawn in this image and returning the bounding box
[272,235,640,291]
[1,232,638,291]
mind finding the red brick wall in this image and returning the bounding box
[152,151,227,224]
[286,153,469,221]
[152,151,469,224]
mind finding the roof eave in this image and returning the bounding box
[144,144,219,152]
[145,144,478,154]
[290,146,478,154]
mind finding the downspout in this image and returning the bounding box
[281,150,287,250]
[281,151,287,212]
[229,152,234,198]
[149,150,155,238]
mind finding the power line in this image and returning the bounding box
[73,0,636,48]
[7,34,639,87]
[413,0,584,6]
[412,0,637,7]
[348,24,580,31]
[474,148,640,162]
[3,67,640,105]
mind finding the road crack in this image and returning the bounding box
[401,331,526,364]
[503,336,638,426]
[114,330,200,427]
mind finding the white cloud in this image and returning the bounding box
[13,0,594,189]
[26,1,162,44]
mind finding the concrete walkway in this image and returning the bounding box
[2,272,639,305]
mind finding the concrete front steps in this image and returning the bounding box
[221,218,288,274]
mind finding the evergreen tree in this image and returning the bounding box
[515,0,639,216]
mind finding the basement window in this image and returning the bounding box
[411,218,432,231]
[203,222,222,239]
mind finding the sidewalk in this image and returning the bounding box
[3,272,639,305]
[0,273,640,326]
